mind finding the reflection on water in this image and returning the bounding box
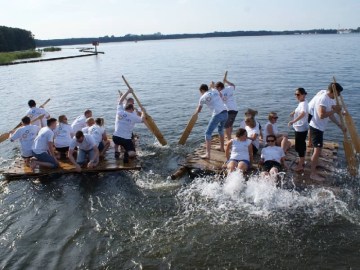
[1,34,360,268]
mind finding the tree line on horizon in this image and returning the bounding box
[35,28,360,47]
[0,26,36,52]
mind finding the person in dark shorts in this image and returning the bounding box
[259,135,287,178]
[113,88,147,163]
[215,78,238,141]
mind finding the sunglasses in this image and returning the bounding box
[267,140,275,143]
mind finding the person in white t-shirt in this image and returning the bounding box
[215,79,238,140]
[54,115,74,159]
[90,118,110,156]
[71,109,92,133]
[259,135,287,177]
[307,89,327,147]
[263,112,291,153]
[288,88,309,172]
[10,116,40,166]
[68,130,99,172]
[197,83,228,159]
[113,88,146,163]
[244,117,260,155]
[309,83,345,181]
[82,117,95,134]
[26,99,50,128]
[30,118,59,171]
[240,108,263,141]
[225,128,253,173]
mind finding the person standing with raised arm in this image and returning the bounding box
[216,78,238,140]
[113,88,147,163]
[26,100,50,128]
[197,82,228,159]
[309,83,345,181]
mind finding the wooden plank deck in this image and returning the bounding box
[2,145,141,180]
[171,136,339,181]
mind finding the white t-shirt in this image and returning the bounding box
[308,90,327,116]
[261,146,285,163]
[221,86,237,111]
[10,125,40,157]
[114,104,143,139]
[309,93,336,132]
[263,122,279,142]
[240,120,262,131]
[32,127,54,155]
[54,123,73,148]
[89,125,104,144]
[199,89,227,116]
[69,134,96,151]
[230,138,252,161]
[292,100,309,132]
[71,115,87,133]
[82,126,90,134]
[245,125,260,149]
[26,107,49,127]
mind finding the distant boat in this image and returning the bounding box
[337,29,352,34]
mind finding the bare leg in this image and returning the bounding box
[310,147,324,181]
[308,130,312,147]
[227,161,237,173]
[24,157,31,167]
[30,159,55,172]
[281,137,291,153]
[294,157,305,171]
[225,127,232,141]
[237,161,248,172]
[219,135,225,152]
[101,141,111,156]
[201,140,211,159]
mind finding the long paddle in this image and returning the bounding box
[0,114,45,144]
[178,110,199,145]
[223,70,228,83]
[121,76,167,146]
[332,77,357,176]
[338,94,360,153]
[13,98,51,130]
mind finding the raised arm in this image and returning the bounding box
[119,88,133,105]
[224,79,235,89]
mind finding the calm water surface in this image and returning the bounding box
[1,34,360,269]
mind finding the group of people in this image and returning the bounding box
[9,88,146,172]
[197,80,345,181]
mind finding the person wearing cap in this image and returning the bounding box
[288,88,309,172]
[240,108,263,141]
[197,82,228,159]
[215,79,237,140]
[25,99,50,128]
[263,112,291,153]
[71,109,92,133]
[309,82,346,181]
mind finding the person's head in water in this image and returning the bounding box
[215,82,225,91]
[235,128,247,140]
[28,100,36,108]
[199,84,209,94]
[21,116,31,125]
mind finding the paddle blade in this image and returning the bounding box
[344,113,360,153]
[0,132,10,144]
[223,71,228,83]
[144,113,167,146]
[178,113,198,145]
[343,140,358,176]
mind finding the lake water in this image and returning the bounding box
[1,34,360,269]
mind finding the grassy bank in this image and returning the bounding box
[0,50,42,64]
[43,47,61,52]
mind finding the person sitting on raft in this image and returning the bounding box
[30,118,59,171]
[240,108,263,141]
[89,118,110,157]
[225,128,253,173]
[10,116,40,166]
[113,88,146,163]
[244,117,260,155]
[71,109,92,133]
[68,130,99,172]
[215,79,237,141]
[197,82,228,159]
[263,112,291,152]
[259,135,288,177]
[54,115,74,160]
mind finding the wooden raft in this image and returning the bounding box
[171,136,339,181]
[2,150,141,180]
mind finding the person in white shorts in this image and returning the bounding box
[30,118,59,171]
[309,83,345,181]
[10,116,40,166]
[54,115,74,159]
[26,99,50,128]
[225,128,253,173]
[71,109,92,133]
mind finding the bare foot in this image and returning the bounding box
[200,154,210,159]
[310,173,325,182]
[293,165,304,172]
[30,159,37,172]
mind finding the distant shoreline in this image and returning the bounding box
[36,28,359,47]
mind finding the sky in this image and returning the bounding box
[1,0,359,40]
